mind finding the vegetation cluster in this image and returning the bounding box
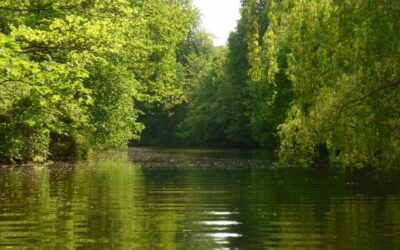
[0,0,209,162]
[1,0,399,169]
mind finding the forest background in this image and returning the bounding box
[0,0,399,169]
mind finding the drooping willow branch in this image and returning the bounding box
[333,80,400,126]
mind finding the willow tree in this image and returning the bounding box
[266,0,400,168]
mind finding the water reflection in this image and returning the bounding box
[0,148,399,249]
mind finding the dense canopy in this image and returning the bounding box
[1,0,399,169]
[182,0,400,169]
[0,0,199,162]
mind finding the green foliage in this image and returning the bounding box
[183,0,400,169]
[136,21,216,146]
[0,33,90,162]
[181,2,255,147]
[182,0,291,148]
[179,48,230,146]
[0,0,199,162]
[268,0,400,168]
[86,64,143,149]
[1,0,398,169]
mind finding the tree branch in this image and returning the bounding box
[0,4,77,12]
[334,80,400,125]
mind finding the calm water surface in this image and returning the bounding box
[0,148,399,249]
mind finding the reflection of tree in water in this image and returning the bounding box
[0,151,400,249]
[225,168,400,250]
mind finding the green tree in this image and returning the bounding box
[0,0,201,162]
[179,48,229,146]
[182,0,292,148]
[269,0,400,168]
[136,20,216,146]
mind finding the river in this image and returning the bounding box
[0,148,399,249]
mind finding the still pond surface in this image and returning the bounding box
[0,148,400,249]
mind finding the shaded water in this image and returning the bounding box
[0,148,400,249]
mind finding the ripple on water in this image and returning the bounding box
[0,149,399,249]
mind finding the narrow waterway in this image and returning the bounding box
[0,148,399,249]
